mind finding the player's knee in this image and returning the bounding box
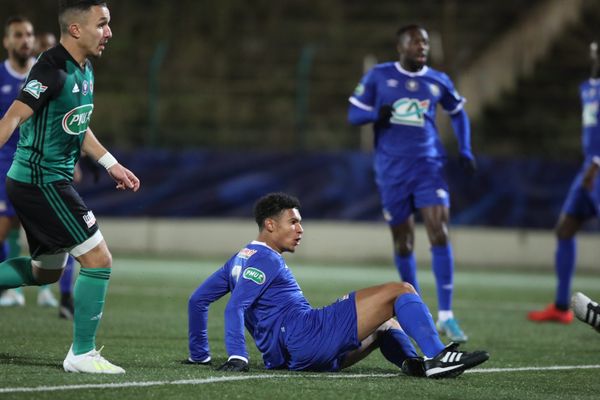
[31,253,68,284]
[393,240,413,255]
[384,282,416,297]
[428,227,449,246]
[32,253,68,270]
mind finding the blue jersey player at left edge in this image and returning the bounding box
[186,192,488,378]
[347,25,476,343]
[0,16,59,309]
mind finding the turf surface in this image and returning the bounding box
[1,257,600,399]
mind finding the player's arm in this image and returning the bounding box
[583,156,600,191]
[81,128,140,192]
[449,109,476,174]
[0,100,33,148]
[188,266,231,364]
[348,69,392,127]
[219,263,278,372]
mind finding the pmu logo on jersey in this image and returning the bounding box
[391,98,430,127]
[62,104,94,135]
[583,101,598,127]
[243,267,266,285]
[23,80,48,99]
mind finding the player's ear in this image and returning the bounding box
[264,218,276,233]
[68,23,81,39]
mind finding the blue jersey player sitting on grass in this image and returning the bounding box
[347,25,476,342]
[187,192,488,378]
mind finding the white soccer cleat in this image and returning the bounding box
[63,345,125,374]
[571,292,600,332]
[37,287,59,307]
[0,289,26,307]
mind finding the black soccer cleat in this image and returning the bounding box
[424,342,489,379]
[401,357,426,377]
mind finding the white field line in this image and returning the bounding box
[1,365,600,394]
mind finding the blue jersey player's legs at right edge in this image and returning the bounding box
[347,25,477,342]
[528,41,600,324]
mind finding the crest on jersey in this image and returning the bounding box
[353,83,365,96]
[429,83,441,97]
[62,104,94,135]
[243,267,266,285]
[23,80,48,99]
[390,98,430,127]
[82,80,89,95]
[405,79,419,92]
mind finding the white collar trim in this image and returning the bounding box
[4,59,30,80]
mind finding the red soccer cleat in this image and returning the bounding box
[528,304,574,324]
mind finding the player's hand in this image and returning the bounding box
[107,164,140,192]
[459,153,477,176]
[217,358,249,372]
[375,105,394,128]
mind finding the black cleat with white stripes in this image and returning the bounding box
[572,292,600,332]
[424,342,489,379]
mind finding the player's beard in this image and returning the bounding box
[11,48,31,68]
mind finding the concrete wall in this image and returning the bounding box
[99,218,600,272]
[458,0,586,119]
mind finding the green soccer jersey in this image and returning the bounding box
[11,44,95,184]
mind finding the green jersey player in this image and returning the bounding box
[0,0,139,374]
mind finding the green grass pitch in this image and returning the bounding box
[1,256,600,399]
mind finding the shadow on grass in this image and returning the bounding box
[0,352,61,369]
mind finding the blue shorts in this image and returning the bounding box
[561,164,600,219]
[282,292,360,371]
[374,154,450,226]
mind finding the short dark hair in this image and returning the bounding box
[254,192,301,229]
[58,0,107,33]
[4,16,32,37]
[396,24,426,41]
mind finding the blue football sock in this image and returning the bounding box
[431,244,454,312]
[394,253,420,293]
[60,256,75,295]
[394,293,445,358]
[555,238,576,310]
[379,328,418,367]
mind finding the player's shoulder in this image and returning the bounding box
[423,66,453,84]
[369,61,398,76]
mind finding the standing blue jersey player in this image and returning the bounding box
[0,16,61,309]
[187,192,488,377]
[347,25,476,342]
[529,42,600,324]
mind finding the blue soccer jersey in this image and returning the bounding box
[580,78,600,159]
[0,60,27,164]
[188,241,311,369]
[349,62,465,158]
